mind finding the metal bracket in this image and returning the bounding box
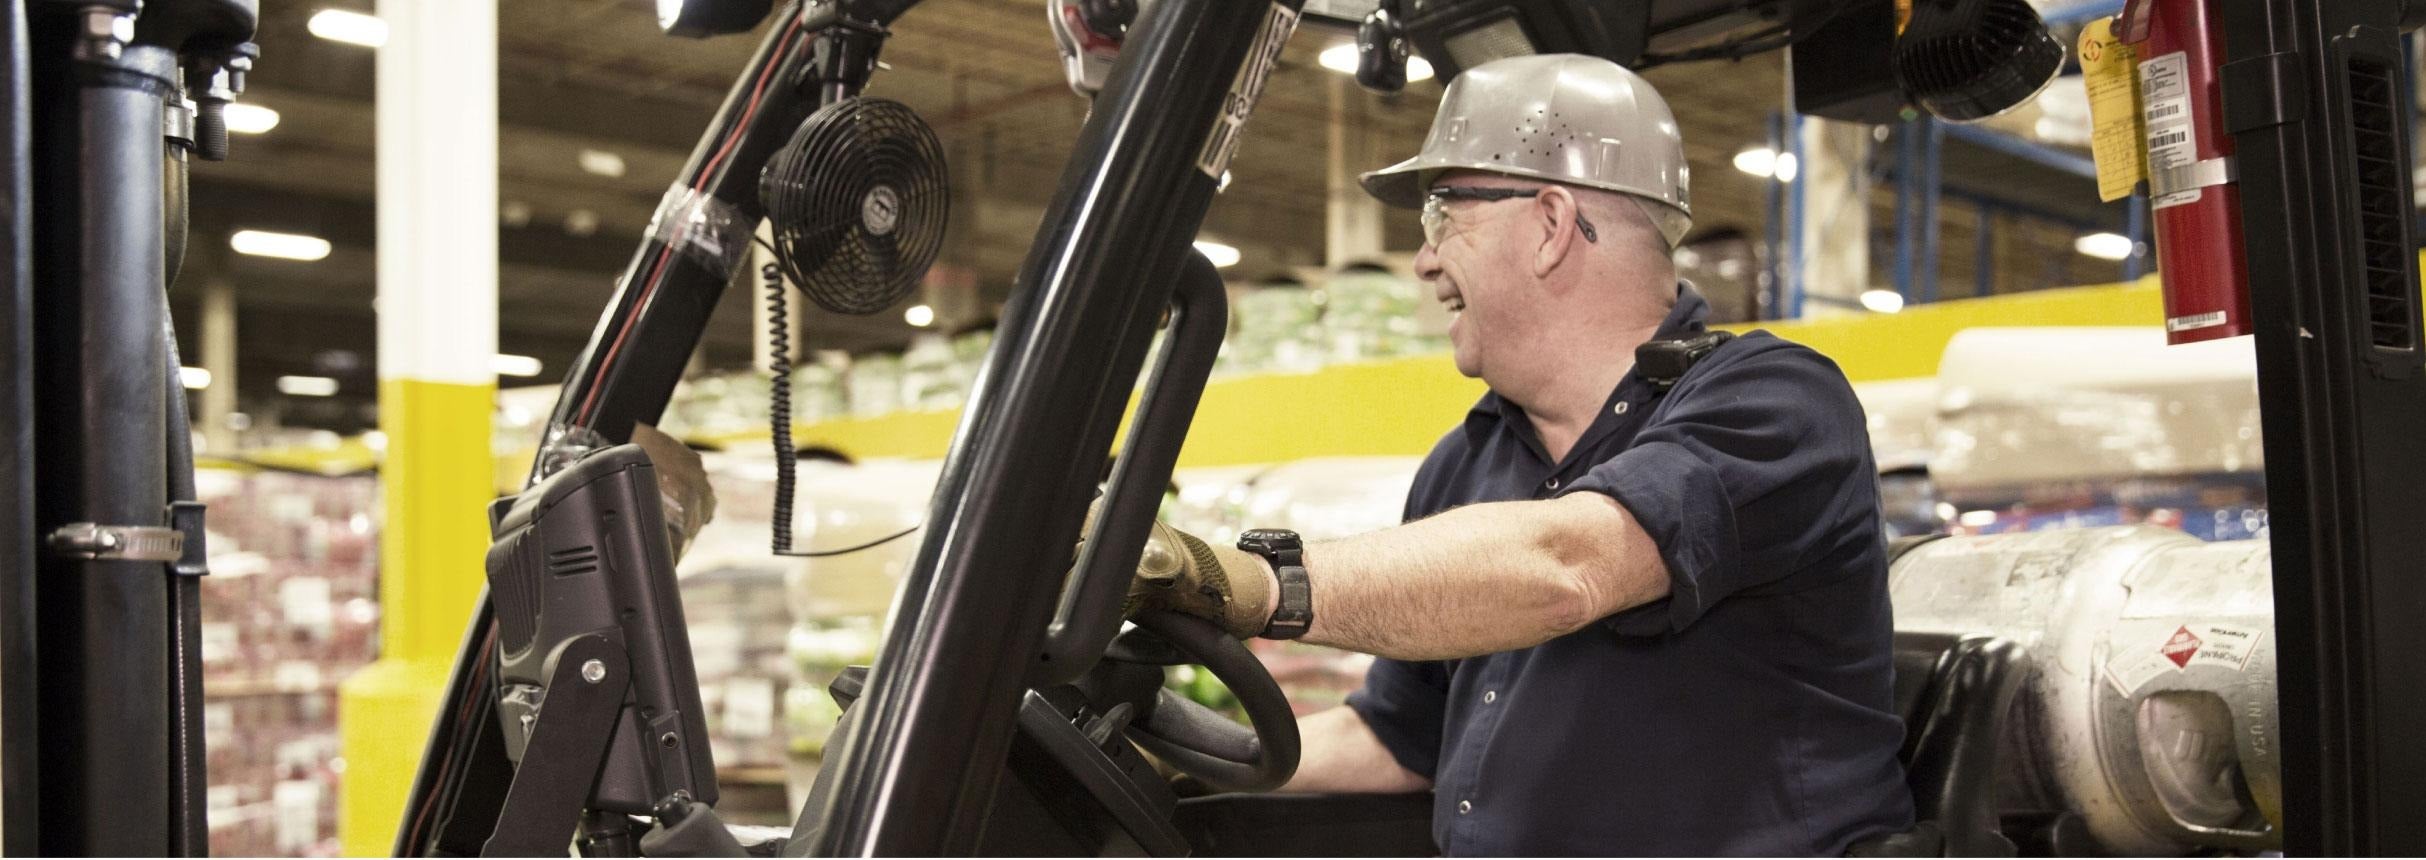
[483,632,631,858]
[164,98,194,151]
[2223,51,2309,134]
[2150,156,2238,199]
[46,522,183,561]
[169,501,209,577]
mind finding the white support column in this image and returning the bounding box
[199,268,236,453]
[1795,117,1873,317]
[340,0,498,853]
[1325,77,1386,269]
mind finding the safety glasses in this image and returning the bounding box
[1421,185,1600,247]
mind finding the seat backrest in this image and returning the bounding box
[1887,632,2028,857]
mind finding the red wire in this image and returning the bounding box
[577,13,804,425]
[405,623,497,852]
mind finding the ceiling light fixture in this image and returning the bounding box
[490,354,544,378]
[307,9,388,48]
[903,304,935,327]
[223,103,280,135]
[1732,147,1795,181]
[564,209,600,237]
[1192,240,1241,268]
[577,148,627,178]
[2074,232,2135,261]
[659,0,772,37]
[277,375,340,397]
[230,229,331,262]
[1316,43,1434,82]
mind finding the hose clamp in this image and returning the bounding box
[47,522,185,562]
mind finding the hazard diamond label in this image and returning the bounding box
[2162,625,2203,668]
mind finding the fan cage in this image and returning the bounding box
[760,96,951,316]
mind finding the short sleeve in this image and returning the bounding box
[1563,337,1875,635]
[1344,657,1451,779]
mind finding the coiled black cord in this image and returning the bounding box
[766,261,799,554]
[763,251,925,558]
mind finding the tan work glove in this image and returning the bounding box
[1117,520,1275,639]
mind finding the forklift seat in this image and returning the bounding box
[1851,631,2028,857]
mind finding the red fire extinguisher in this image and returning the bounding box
[2120,0,2250,345]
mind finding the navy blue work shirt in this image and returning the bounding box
[1344,285,1913,856]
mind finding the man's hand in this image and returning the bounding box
[1118,520,1275,638]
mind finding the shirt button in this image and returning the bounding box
[1544,478,1560,490]
[1483,690,1497,704]
[1458,800,1473,815]
[1613,401,1631,415]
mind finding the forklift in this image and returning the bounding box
[5,0,2424,854]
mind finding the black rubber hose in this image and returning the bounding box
[162,147,185,289]
[158,296,207,856]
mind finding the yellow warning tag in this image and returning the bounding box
[2079,18,2145,202]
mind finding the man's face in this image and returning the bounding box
[1414,174,1539,381]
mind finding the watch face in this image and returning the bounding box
[1238,528,1300,550]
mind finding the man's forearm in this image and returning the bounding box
[1249,493,1669,661]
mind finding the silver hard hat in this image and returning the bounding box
[1362,53,1693,247]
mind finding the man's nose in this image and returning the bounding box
[1413,240,1443,282]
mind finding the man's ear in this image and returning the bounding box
[1532,186,1583,278]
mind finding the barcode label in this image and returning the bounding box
[2167,310,2228,332]
[2139,52,2202,209]
[1199,115,1240,178]
[1195,3,1299,180]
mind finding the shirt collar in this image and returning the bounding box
[1465,281,1711,428]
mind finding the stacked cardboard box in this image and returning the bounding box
[194,468,381,858]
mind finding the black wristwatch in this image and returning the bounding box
[1237,528,1312,640]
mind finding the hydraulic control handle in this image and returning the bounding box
[1034,251,1228,685]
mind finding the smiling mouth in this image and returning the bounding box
[1445,296,1465,312]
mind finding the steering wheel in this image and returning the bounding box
[1105,611,1301,793]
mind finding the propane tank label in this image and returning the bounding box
[2139,51,2204,209]
[2160,625,2204,667]
[2185,622,2265,671]
[2106,621,2268,696]
[1196,2,1300,180]
[2079,18,2146,202]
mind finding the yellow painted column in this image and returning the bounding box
[339,0,498,853]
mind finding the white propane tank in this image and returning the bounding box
[1890,526,2278,855]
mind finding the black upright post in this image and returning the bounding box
[799,0,1301,851]
[26,3,174,853]
[2219,0,2426,853]
[397,9,825,852]
[0,0,37,853]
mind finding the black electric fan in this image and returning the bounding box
[757,96,949,554]
[1893,0,2064,122]
[762,95,951,314]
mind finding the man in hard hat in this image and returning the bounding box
[1113,54,1913,854]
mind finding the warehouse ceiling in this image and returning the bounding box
[175,0,2129,432]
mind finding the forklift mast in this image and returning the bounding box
[2219,0,2426,853]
